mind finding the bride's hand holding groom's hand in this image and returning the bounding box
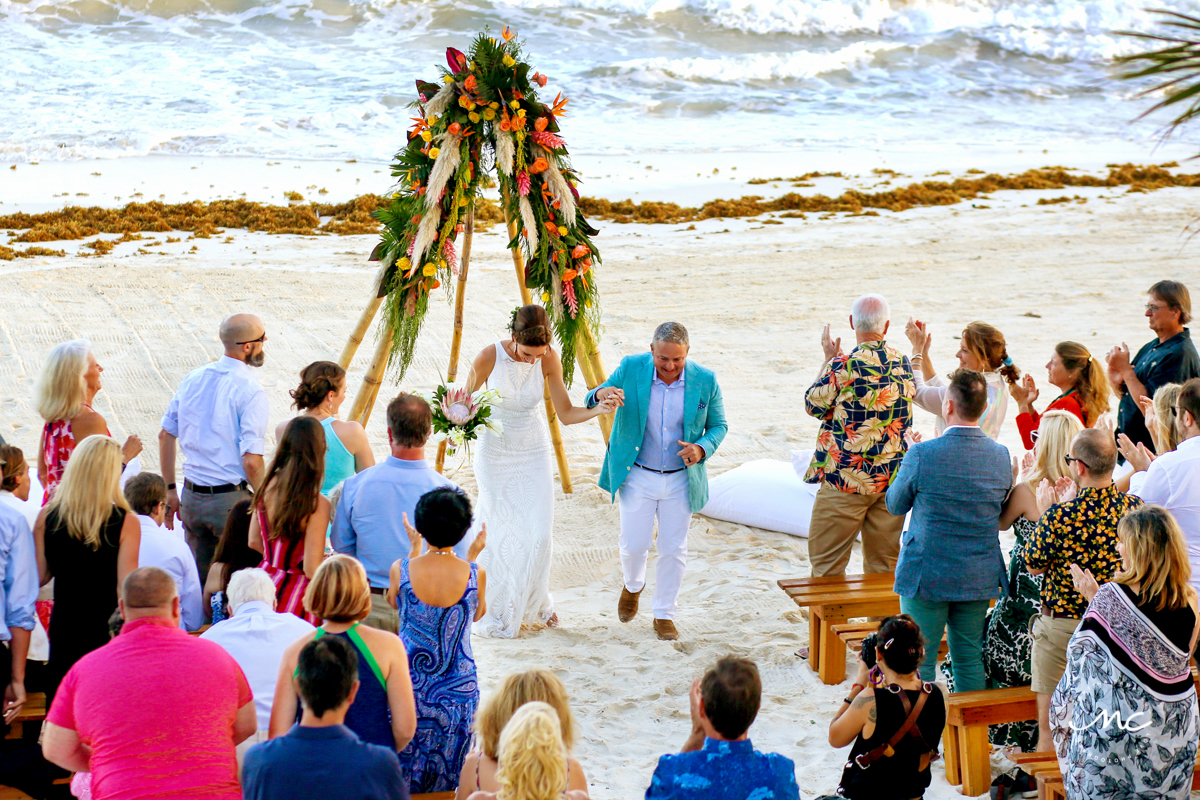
[595,386,624,408]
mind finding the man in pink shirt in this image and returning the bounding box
[42,567,256,799]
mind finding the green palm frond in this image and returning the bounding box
[1118,9,1200,133]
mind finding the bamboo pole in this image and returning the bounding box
[348,321,395,427]
[338,261,390,369]
[576,318,612,443]
[502,192,573,494]
[436,211,475,474]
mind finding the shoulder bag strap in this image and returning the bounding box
[854,688,932,770]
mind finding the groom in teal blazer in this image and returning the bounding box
[585,322,727,640]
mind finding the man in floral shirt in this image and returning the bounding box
[1021,428,1140,752]
[804,294,915,577]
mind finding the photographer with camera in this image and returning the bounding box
[825,615,946,800]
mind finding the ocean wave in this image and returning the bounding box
[611,41,906,83]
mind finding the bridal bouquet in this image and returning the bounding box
[429,384,502,454]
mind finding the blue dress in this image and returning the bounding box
[396,559,479,793]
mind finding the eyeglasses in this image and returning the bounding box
[236,332,267,345]
[1064,454,1092,471]
[1145,303,1168,313]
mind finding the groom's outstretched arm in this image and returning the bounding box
[694,379,728,461]
[585,356,629,409]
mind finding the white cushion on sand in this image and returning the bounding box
[700,454,818,538]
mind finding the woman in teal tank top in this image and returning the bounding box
[276,361,375,496]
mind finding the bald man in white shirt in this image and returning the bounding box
[159,313,270,583]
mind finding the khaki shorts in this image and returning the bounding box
[363,591,399,634]
[1030,613,1081,694]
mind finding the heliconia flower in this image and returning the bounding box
[517,170,531,196]
[530,131,565,150]
[563,279,579,318]
[446,47,468,73]
[440,385,478,426]
[571,244,589,258]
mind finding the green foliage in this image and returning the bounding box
[1119,10,1200,135]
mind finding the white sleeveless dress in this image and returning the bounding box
[471,341,555,638]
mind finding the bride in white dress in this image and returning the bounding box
[466,305,617,638]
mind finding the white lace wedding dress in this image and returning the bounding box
[472,341,555,638]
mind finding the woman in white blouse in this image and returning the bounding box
[905,318,1019,440]
[0,445,50,663]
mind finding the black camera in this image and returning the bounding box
[860,632,880,668]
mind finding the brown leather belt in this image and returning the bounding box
[370,586,387,595]
[1041,605,1080,620]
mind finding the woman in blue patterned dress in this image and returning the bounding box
[389,486,487,794]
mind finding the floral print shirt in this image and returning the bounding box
[645,738,799,800]
[1022,485,1143,617]
[803,341,915,494]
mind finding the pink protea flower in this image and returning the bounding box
[530,130,566,150]
[516,170,531,197]
[440,386,478,425]
[563,279,579,318]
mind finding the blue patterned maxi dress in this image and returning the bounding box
[397,559,480,793]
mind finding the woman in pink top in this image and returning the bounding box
[35,340,142,502]
[248,416,329,623]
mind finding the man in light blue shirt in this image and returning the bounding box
[159,313,270,584]
[0,498,39,722]
[201,568,315,745]
[126,473,205,631]
[333,393,475,633]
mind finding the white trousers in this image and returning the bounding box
[618,466,692,620]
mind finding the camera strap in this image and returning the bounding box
[852,684,938,771]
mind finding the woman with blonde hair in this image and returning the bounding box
[1011,341,1111,450]
[905,319,1018,438]
[1117,383,1181,494]
[1053,505,1200,798]
[466,702,588,800]
[947,410,1083,752]
[35,340,141,501]
[456,670,588,799]
[269,554,416,754]
[33,435,139,700]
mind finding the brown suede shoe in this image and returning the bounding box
[654,619,678,641]
[618,588,641,623]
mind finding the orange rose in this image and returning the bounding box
[544,220,558,234]
[561,268,578,281]
[571,244,589,258]
[464,75,478,92]
[447,122,461,135]
[529,157,549,174]
[535,117,549,132]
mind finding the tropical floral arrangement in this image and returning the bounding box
[373,27,602,383]
[428,384,502,454]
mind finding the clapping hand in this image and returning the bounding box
[688,678,704,736]
[1021,449,1036,478]
[821,324,843,363]
[1069,563,1100,603]
[904,430,923,448]
[1106,343,1132,387]
[402,512,423,559]
[1055,475,1077,504]
[122,434,143,462]
[904,317,931,354]
[1009,374,1038,410]
[467,523,487,561]
[1117,433,1155,473]
[1036,477,1076,515]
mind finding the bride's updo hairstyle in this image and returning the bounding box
[511,305,553,347]
[290,360,346,411]
[875,614,926,675]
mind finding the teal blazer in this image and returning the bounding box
[585,353,727,512]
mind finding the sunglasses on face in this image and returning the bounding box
[236,332,267,345]
[1064,454,1092,471]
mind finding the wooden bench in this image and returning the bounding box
[412,794,455,800]
[943,687,1038,796]
[831,621,949,660]
[777,573,900,685]
[5,692,46,741]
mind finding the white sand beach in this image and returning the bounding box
[3,151,1200,798]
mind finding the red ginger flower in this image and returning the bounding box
[442,237,458,276]
[563,279,578,318]
[530,130,565,150]
[516,171,531,196]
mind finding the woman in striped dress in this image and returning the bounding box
[249,416,329,623]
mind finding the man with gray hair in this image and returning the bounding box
[202,568,315,750]
[586,322,728,640]
[804,294,915,579]
[160,313,270,584]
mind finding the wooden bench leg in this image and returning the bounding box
[943,724,961,786]
[809,609,821,672]
[958,724,990,797]
[817,617,846,685]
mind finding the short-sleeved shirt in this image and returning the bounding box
[804,340,915,494]
[1117,330,1200,452]
[645,738,799,800]
[161,355,269,487]
[242,724,408,800]
[1022,485,1143,617]
[46,615,252,800]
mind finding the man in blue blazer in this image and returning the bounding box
[887,368,1013,691]
[585,322,727,640]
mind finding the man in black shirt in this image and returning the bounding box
[1108,280,1200,452]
